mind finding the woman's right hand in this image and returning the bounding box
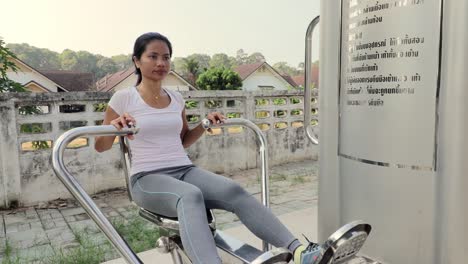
[110,112,136,140]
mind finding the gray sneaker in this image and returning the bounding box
[301,221,371,264]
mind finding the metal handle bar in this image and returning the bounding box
[52,125,141,264]
[304,16,320,145]
[202,118,271,251]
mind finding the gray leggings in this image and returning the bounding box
[130,165,301,264]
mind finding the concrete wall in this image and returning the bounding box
[0,90,318,208]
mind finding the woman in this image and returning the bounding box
[95,32,325,264]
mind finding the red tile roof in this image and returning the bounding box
[281,75,298,87]
[233,62,264,80]
[291,65,319,88]
[40,70,94,91]
[96,67,135,92]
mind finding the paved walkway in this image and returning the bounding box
[0,160,319,263]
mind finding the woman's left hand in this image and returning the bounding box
[206,112,226,126]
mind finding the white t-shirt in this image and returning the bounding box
[108,87,192,176]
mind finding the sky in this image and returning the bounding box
[1,0,320,67]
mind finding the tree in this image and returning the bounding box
[245,52,265,64]
[96,57,118,79]
[196,67,242,90]
[236,49,248,65]
[60,49,79,70]
[0,39,27,92]
[76,51,99,73]
[7,43,61,70]
[111,54,133,71]
[272,61,301,76]
[172,57,187,75]
[209,53,236,69]
[187,54,210,72]
[183,57,200,85]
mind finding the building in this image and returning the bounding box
[233,62,297,91]
[6,58,68,92]
[96,67,197,92]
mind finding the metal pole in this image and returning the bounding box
[202,118,270,251]
[52,125,142,264]
[304,16,320,145]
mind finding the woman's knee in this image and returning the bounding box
[180,187,204,205]
[224,180,250,200]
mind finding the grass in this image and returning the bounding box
[291,175,311,185]
[270,174,287,182]
[1,240,21,264]
[46,230,108,264]
[1,213,160,264]
[111,213,160,254]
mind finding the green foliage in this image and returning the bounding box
[1,239,21,264]
[255,99,269,106]
[183,57,200,84]
[273,98,287,105]
[0,39,27,92]
[210,53,236,69]
[205,100,222,108]
[6,43,61,70]
[18,106,49,149]
[291,109,302,115]
[185,100,198,109]
[111,213,160,253]
[227,112,241,118]
[235,49,265,65]
[6,43,123,81]
[46,231,108,264]
[187,54,210,72]
[111,54,133,71]
[290,97,301,104]
[196,67,242,90]
[5,41,307,85]
[272,61,302,76]
[93,103,108,112]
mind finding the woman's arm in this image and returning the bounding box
[180,110,225,148]
[94,107,135,152]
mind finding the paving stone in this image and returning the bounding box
[25,209,40,222]
[60,207,85,217]
[5,223,19,234]
[0,237,5,253]
[46,227,77,249]
[69,219,100,234]
[53,220,68,228]
[74,213,90,221]
[99,202,109,208]
[43,221,56,230]
[0,216,5,238]
[64,215,76,222]
[107,211,120,217]
[30,221,42,229]
[18,223,31,232]
[39,214,52,221]
[1,160,319,263]
[6,228,49,249]
[4,213,27,225]
[16,243,55,262]
[51,212,64,219]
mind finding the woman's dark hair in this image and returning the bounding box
[133,32,173,85]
